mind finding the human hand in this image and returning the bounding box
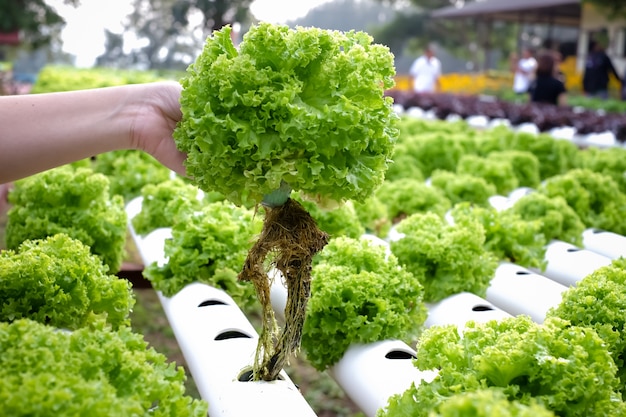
[129,81,188,177]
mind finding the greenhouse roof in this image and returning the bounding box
[431,0,581,27]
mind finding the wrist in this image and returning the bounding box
[126,81,182,152]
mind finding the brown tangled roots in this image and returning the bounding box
[238,198,329,381]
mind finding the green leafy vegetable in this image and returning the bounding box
[384,151,425,183]
[390,212,498,302]
[382,316,625,417]
[507,192,585,246]
[143,201,262,309]
[450,202,547,269]
[92,150,173,202]
[429,169,496,207]
[576,146,626,194]
[375,178,451,222]
[174,22,399,381]
[351,194,392,238]
[174,23,398,207]
[6,165,127,272]
[391,129,475,179]
[486,150,541,189]
[303,236,427,370]
[293,193,365,239]
[0,319,208,416]
[423,388,555,417]
[456,154,518,195]
[476,130,580,180]
[131,178,205,236]
[537,168,626,235]
[0,234,134,330]
[547,261,626,395]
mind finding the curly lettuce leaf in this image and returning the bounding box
[537,168,626,235]
[6,165,127,272]
[391,129,475,179]
[293,192,365,239]
[415,388,556,417]
[486,150,541,189]
[476,130,580,180]
[450,202,547,270]
[303,236,427,370]
[375,178,451,222]
[174,23,398,206]
[429,169,496,207]
[382,316,624,417]
[547,261,626,395]
[0,234,134,330]
[390,212,498,302]
[384,151,425,183]
[131,178,205,236]
[507,192,585,246]
[577,146,626,194]
[92,150,173,202]
[456,154,519,195]
[351,194,392,238]
[0,319,208,417]
[143,201,262,309]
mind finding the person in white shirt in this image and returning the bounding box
[409,45,441,93]
[513,48,537,94]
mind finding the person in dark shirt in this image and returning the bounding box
[528,51,567,106]
[583,40,622,99]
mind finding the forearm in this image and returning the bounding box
[0,84,145,183]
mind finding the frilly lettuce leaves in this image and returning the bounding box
[390,212,498,302]
[382,316,625,417]
[6,165,127,273]
[142,201,262,309]
[303,236,427,370]
[0,319,208,416]
[0,234,134,330]
[547,260,626,395]
[174,23,398,207]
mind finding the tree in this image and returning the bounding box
[583,0,626,20]
[173,0,253,32]
[96,0,252,70]
[0,0,79,49]
[371,0,464,55]
[287,0,398,34]
[371,0,517,70]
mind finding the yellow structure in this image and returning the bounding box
[394,52,620,97]
[393,2,624,97]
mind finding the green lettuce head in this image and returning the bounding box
[174,23,398,207]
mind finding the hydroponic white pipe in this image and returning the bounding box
[486,262,568,323]
[331,340,437,417]
[540,240,612,287]
[126,198,318,417]
[582,228,626,260]
[424,292,512,330]
[158,282,316,417]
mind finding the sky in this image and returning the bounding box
[250,0,334,23]
[50,0,334,67]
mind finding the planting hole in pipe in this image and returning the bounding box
[516,271,531,275]
[237,367,285,382]
[592,228,605,234]
[215,330,252,340]
[472,304,494,312]
[567,248,581,252]
[385,350,416,360]
[198,299,228,307]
